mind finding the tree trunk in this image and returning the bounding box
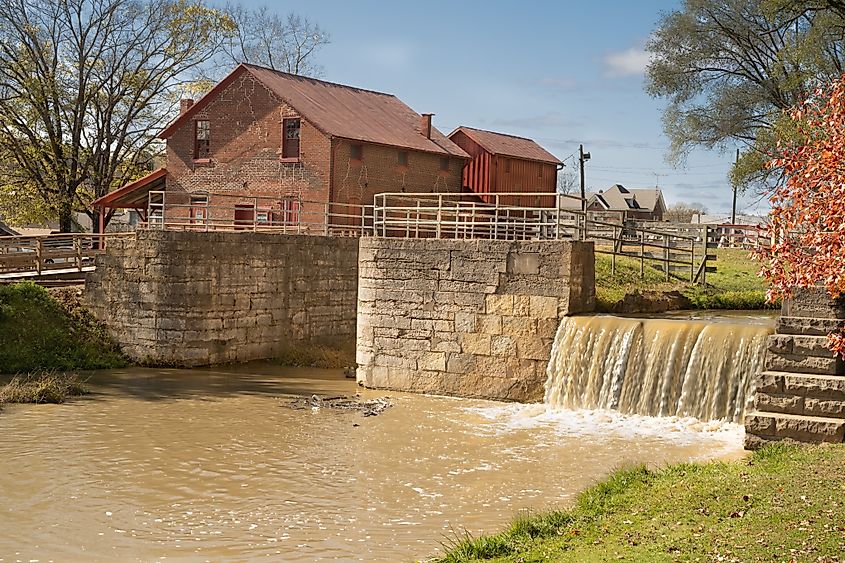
[57,199,73,232]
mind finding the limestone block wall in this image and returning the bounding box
[745,287,845,448]
[84,230,359,366]
[355,238,595,402]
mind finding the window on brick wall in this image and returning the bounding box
[397,150,409,166]
[350,144,363,161]
[282,118,300,159]
[190,194,208,224]
[440,157,450,172]
[194,120,210,159]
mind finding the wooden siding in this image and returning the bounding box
[451,130,557,204]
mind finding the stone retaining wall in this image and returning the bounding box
[745,287,845,447]
[355,238,595,402]
[84,230,359,366]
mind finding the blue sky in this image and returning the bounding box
[241,0,768,216]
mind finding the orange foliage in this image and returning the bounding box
[756,78,845,358]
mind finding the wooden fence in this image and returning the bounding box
[0,232,133,279]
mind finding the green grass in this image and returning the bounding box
[0,369,87,405]
[437,443,845,562]
[596,248,776,311]
[0,282,126,373]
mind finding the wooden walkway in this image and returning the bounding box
[0,233,132,281]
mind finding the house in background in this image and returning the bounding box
[448,127,562,202]
[92,63,469,230]
[586,184,666,222]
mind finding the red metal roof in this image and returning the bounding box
[159,64,469,159]
[448,126,561,165]
[90,168,166,209]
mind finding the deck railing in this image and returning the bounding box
[143,191,374,236]
[0,232,133,278]
[372,192,715,283]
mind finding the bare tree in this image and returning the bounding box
[0,0,232,231]
[556,165,578,195]
[222,5,329,77]
[665,202,708,223]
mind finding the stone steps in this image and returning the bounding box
[745,288,845,448]
[754,371,845,418]
[744,411,845,449]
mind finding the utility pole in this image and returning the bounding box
[731,148,739,225]
[579,144,591,212]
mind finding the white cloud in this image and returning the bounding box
[603,47,651,77]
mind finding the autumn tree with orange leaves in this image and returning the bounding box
[757,77,845,357]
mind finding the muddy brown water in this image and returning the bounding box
[0,364,745,562]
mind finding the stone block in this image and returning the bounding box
[509,252,540,275]
[460,333,492,355]
[766,352,845,376]
[516,336,553,361]
[529,296,559,319]
[754,392,803,415]
[477,314,502,335]
[782,374,845,399]
[513,296,531,315]
[755,372,783,394]
[782,286,845,319]
[447,353,476,374]
[804,398,845,418]
[768,334,837,358]
[537,318,561,337]
[491,335,517,357]
[432,339,461,353]
[777,316,845,336]
[484,294,512,315]
[502,316,537,337]
[455,312,477,333]
[772,412,845,442]
[418,352,447,372]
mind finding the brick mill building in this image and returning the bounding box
[92,63,469,230]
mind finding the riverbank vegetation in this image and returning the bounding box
[0,370,87,407]
[274,344,356,370]
[438,443,845,562]
[595,248,774,312]
[0,282,125,374]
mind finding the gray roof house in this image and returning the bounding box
[586,184,666,221]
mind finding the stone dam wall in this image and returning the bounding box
[745,287,845,448]
[355,238,595,402]
[84,230,359,366]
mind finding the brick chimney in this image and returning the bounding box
[421,113,433,139]
[180,98,195,114]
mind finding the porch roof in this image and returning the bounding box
[90,168,166,210]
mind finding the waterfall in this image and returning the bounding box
[544,316,772,424]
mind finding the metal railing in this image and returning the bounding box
[373,192,583,240]
[641,222,771,250]
[144,191,374,236]
[372,192,714,283]
[0,232,133,278]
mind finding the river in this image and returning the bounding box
[0,362,747,562]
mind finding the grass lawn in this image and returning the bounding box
[0,282,125,373]
[595,248,775,311]
[437,443,845,562]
